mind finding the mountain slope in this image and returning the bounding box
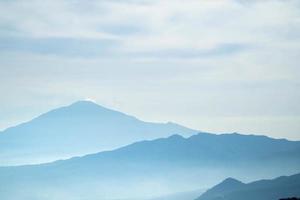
[196,173,300,200]
[0,133,300,200]
[0,100,197,165]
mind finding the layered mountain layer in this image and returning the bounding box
[196,173,300,200]
[0,133,299,199]
[0,100,196,165]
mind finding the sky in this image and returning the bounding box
[0,0,300,140]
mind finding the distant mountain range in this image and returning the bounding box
[1,132,300,200]
[196,172,300,200]
[0,100,197,165]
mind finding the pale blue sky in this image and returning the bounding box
[0,0,300,139]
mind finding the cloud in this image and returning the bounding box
[0,0,299,57]
[0,0,300,139]
[0,36,119,57]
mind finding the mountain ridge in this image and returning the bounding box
[1,132,300,199]
[0,100,197,165]
[6,131,299,167]
[196,173,300,200]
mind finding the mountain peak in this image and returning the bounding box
[221,177,244,185]
[210,177,244,192]
[67,100,112,112]
[70,100,99,107]
[197,177,245,200]
[35,100,123,121]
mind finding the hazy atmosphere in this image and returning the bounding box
[1,0,300,139]
[1,1,300,200]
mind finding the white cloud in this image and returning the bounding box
[0,0,300,139]
[1,0,299,52]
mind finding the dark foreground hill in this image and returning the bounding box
[196,173,300,200]
[0,133,300,200]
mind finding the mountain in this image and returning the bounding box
[196,173,300,200]
[0,133,300,200]
[198,178,245,200]
[0,100,197,165]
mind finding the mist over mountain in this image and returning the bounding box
[196,173,300,200]
[0,100,197,165]
[148,188,206,200]
[1,133,299,200]
[1,0,299,199]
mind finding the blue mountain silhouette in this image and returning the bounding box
[196,173,300,200]
[0,133,299,199]
[0,100,197,165]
